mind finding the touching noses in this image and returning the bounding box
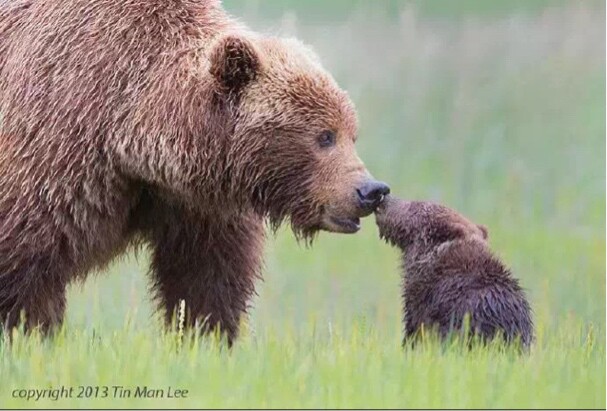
[357,180,390,211]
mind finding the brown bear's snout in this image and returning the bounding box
[356,180,390,212]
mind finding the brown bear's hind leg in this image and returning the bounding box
[145,203,264,345]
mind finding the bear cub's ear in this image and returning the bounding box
[210,35,260,94]
[477,224,489,240]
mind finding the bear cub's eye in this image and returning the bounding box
[317,130,336,148]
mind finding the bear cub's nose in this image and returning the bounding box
[357,181,391,211]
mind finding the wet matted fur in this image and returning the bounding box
[376,197,533,348]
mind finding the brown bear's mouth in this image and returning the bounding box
[322,215,361,234]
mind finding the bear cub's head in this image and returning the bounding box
[208,34,389,239]
[375,196,488,252]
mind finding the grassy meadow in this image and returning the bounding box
[1,0,605,408]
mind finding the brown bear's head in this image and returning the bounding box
[209,34,389,239]
[375,197,488,252]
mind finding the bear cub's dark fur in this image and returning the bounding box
[375,197,533,348]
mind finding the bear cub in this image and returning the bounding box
[375,196,533,348]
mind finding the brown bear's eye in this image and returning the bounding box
[317,130,336,148]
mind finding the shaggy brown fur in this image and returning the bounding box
[0,0,388,342]
[375,197,533,348]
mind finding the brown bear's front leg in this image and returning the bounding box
[147,206,265,345]
[0,244,69,334]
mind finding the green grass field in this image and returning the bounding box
[1,1,605,408]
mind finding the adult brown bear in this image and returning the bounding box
[0,0,389,343]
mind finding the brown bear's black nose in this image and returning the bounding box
[357,180,391,211]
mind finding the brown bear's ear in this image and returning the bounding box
[478,224,489,240]
[209,35,260,94]
[431,221,466,245]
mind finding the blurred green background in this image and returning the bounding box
[6,0,602,408]
[66,0,605,339]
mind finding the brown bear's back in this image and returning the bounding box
[0,0,233,180]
